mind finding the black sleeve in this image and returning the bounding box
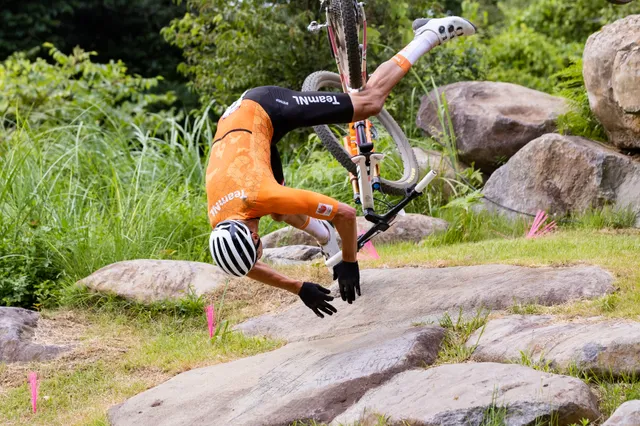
[244,86,354,144]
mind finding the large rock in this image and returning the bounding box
[108,326,444,426]
[413,147,461,180]
[481,134,640,226]
[262,214,448,248]
[0,307,69,363]
[77,260,233,303]
[416,81,568,173]
[332,363,600,426]
[468,316,640,376]
[237,265,614,342]
[584,15,640,150]
[261,245,322,265]
[604,400,640,426]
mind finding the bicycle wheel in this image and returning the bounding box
[302,71,419,196]
[328,0,363,90]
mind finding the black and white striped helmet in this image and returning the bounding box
[209,220,258,277]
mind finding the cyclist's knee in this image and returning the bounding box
[333,203,357,223]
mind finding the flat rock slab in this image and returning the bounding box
[108,326,444,426]
[261,245,322,265]
[469,316,640,376]
[238,265,614,342]
[0,307,69,363]
[77,260,234,303]
[332,363,600,426]
[603,400,640,426]
[262,214,448,248]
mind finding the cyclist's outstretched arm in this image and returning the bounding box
[247,261,302,294]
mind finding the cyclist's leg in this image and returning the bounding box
[270,213,331,245]
[252,183,357,262]
[351,16,476,121]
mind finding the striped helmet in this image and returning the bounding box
[209,220,258,277]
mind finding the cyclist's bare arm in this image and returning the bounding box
[247,261,302,294]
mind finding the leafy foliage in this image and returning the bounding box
[0,49,211,308]
[553,59,607,141]
[0,44,176,131]
[0,1,185,78]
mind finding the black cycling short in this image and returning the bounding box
[244,86,354,185]
[244,86,354,144]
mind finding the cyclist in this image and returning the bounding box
[207,16,476,318]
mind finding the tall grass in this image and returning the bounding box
[0,109,213,307]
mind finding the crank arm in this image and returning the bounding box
[325,170,437,268]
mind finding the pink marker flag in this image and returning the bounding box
[526,210,557,239]
[358,239,380,261]
[28,371,38,413]
[205,305,216,339]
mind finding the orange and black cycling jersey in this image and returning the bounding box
[205,86,354,228]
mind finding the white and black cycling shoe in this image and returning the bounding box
[319,220,340,261]
[412,16,476,45]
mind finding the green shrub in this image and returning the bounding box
[0,44,176,130]
[0,49,213,308]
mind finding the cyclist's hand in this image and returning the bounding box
[332,261,361,304]
[298,282,337,318]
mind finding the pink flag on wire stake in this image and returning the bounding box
[205,305,216,339]
[358,239,380,261]
[526,210,557,239]
[28,371,38,413]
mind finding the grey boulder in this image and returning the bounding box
[469,316,640,376]
[481,134,640,226]
[237,265,614,342]
[77,260,233,303]
[108,326,444,426]
[0,307,69,363]
[332,363,600,426]
[416,81,568,173]
[584,15,640,150]
[603,400,640,426]
[261,214,448,248]
[261,245,322,265]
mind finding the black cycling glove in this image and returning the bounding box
[298,282,337,318]
[332,261,361,304]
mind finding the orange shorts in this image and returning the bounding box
[205,99,340,228]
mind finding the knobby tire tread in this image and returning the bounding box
[329,0,363,90]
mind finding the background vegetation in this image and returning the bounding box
[1,0,639,307]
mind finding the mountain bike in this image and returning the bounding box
[305,0,438,267]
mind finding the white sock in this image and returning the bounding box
[392,31,441,72]
[301,218,330,245]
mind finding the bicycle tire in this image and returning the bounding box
[302,71,419,196]
[328,0,363,90]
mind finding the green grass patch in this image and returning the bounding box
[437,308,489,364]
[0,308,281,426]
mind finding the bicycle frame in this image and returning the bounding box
[309,1,439,262]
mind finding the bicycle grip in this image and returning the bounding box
[325,251,343,268]
[414,170,438,194]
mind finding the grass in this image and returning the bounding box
[0,307,283,426]
[436,308,489,364]
[2,226,639,424]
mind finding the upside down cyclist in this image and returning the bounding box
[207,16,476,318]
